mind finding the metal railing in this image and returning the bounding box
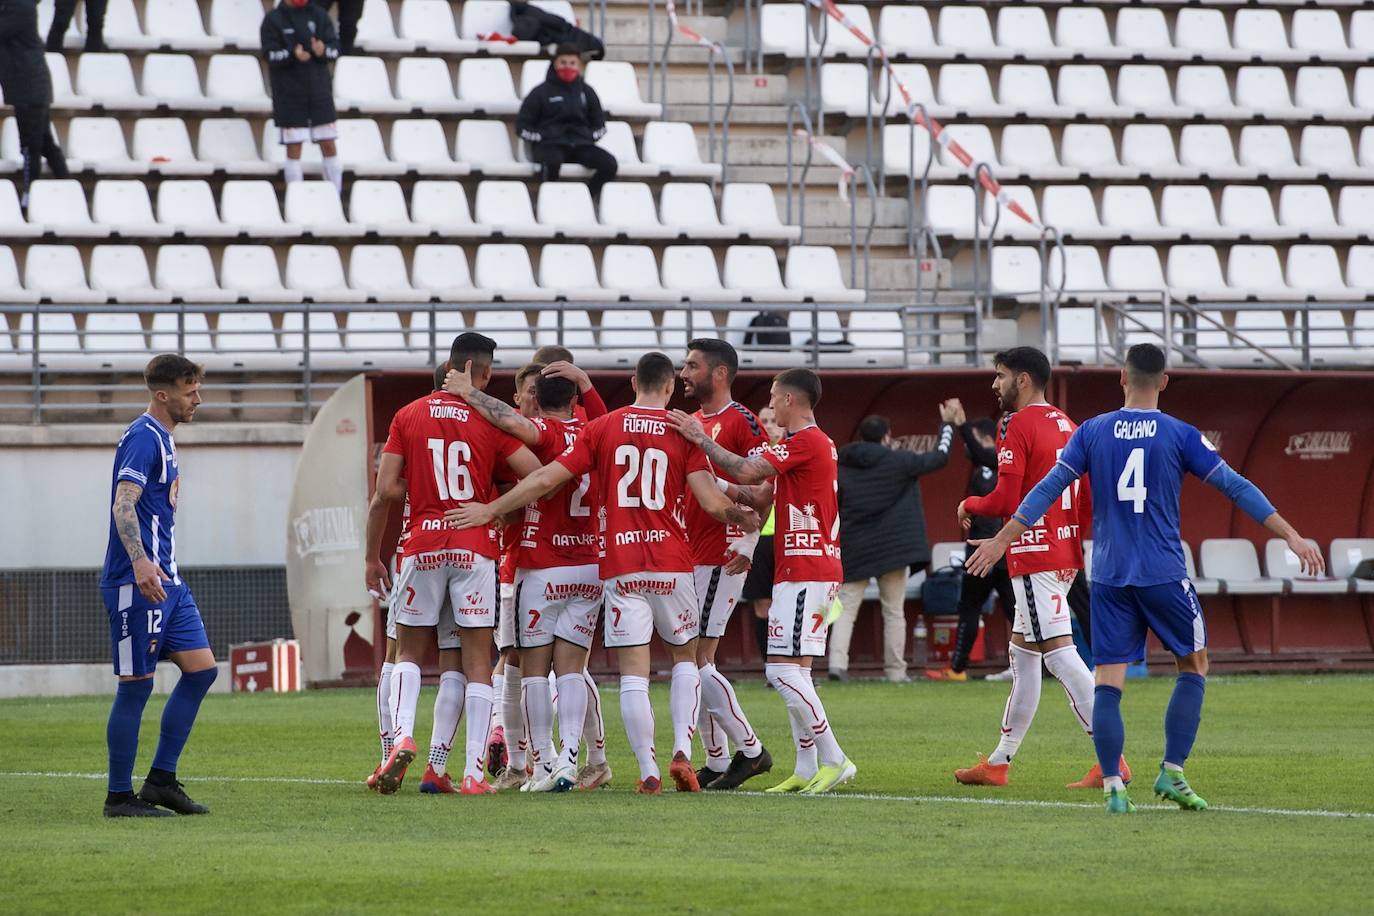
[970,162,999,320]
[784,101,816,240]
[654,3,736,185]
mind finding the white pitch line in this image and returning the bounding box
[4,772,1371,820]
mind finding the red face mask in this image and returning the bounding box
[286,0,309,8]
[556,65,579,83]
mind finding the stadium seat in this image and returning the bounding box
[475,244,557,301]
[881,64,936,117]
[333,120,405,176]
[83,312,149,363]
[459,0,540,53]
[599,182,673,240]
[996,7,1055,57]
[213,310,281,363]
[148,312,214,355]
[1232,9,1294,60]
[938,124,997,169]
[1292,9,1357,60]
[1201,539,1282,594]
[25,179,108,237]
[720,183,800,241]
[156,180,235,237]
[998,69,1061,122]
[16,309,83,359]
[925,185,976,239]
[881,124,937,179]
[155,244,236,302]
[1347,246,1374,293]
[990,246,1040,297]
[785,246,864,303]
[221,244,303,303]
[475,181,553,238]
[470,308,535,360]
[1331,539,1374,593]
[285,181,366,238]
[1298,125,1360,176]
[1219,186,1286,240]
[517,59,547,100]
[585,61,660,118]
[1106,246,1166,298]
[285,244,366,303]
[937,63,1004,117]
[1238,126,1305,178]
[845,310,905,365]
[75,53,153,110]
[1265,539,1347,594]
[1166,245,1231,301]
[760,3,815,57]
[133,118,212,175]
[1042,188,1106,239]
[537,182,616,239]
[92,179,174,237]
[597,121,658,178]
[390,119,468,176]
[1354,11,1374,53]
[1295,67,1358,118]
[349,180,426,237]
[395,59,464,115]
[1354,69,1374,110]
[661,246,741,302]
[1181,542,1221,596]
[1061,123,1132,179]
[537,244,615,301]
[1278,186,1351,239]
[878,5,936,58]
[1061,6,1121,58]
[197,118,275,175]
[1174,8,1235,59]
[43,52,88,109]
[600,308,660,358]
[90,244,169,303]
[602,244,679,301]
[209,0,264,50]
[279,309,344,360]
[102,0,159,51]
[1054,306,1107,363]
[334,56,410,114]
[816,3,873,58]
[982,185,1041,240]
[1176,66,1238,119]
[411,244,491,302]
[1286,245,1354,300]
[0,181,39,238]
[261,118,321,169]
[1116,65,1178,119]
[936,6,1001,58]
[457,59,520,115]
[1176,125,1243,179]
[355,0,414,53]
[68,117,143,173]
[1122,124,1185,178]
[456,120,535,177]
[1359,127,1374,170]
[1227,245,1293,301]
[1050,244,1108,295]
[141,53,216,111]
[821,63,880,118]
[1337,187,1374,236]
[398,0,476,53]
[1105,185,1174,240]
[410,181,487,237]
[221,179,301,237]
[660,183,737,240]
[342,309,408,366]
[1235,67,1298,118]
[0,245,34,304]
[1298,308,1357,365]
[348,245,428,303]
[1056,65,1117,119]
[642,122,720,179]
[144,0,223,50]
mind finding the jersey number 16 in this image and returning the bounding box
[427,437,474,501]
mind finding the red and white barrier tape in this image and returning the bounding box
[793,129,856,202]
[802,0,1041,229]
[665,0,726,55]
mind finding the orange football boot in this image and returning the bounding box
[668,751,701,792]
[419,765,457,794]
[636,775,662,795]
[369,737,417,795]
[954,754,1010,787]
[459,775,495,795]
[1066,756,1133,789]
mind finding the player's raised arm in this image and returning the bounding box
[364,451,405,598]
[445,461,574,530]
[687,469,761,533]
[444,361,542,446]
[112,480,170,603]
[542,360,606,419]
[668,409,776,483]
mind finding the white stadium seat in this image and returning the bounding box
[141,54,217,111]
[603,245,678,301]
[1292,10,1355,59]
[760,3,814,57]
[1232,9,1293,59]
[1238,126,1303,178]
[348,245,428,303]
[1299,125,1359,175]
[538,182,615,239]
[785,246,864,303]
[1227,245,1294,301]
[475,181,553,238]
[26,179,108,237]
[937,63,1002,116]
[584,61,660,118]
[1106,246,1166,295]
[1235,67,1297,117]
[662,246,741,302]
[68,116,143,173]
[1117,65,1178,119]
[641,122,719,179]
[817,4,873,58]
[599,182,673,240]
[410,181,486,237]
[44,52,88,109]
[1332,539,1374,592]
[597,121,658,178]
[724,246,805,302]
[660,183,737,240]
[1056,65,1117,119]
[75,53,153,109]
[1176,66,1237,119]
[398,0,476,53]
[936,6,999,57]
[1278,186,1349,239]
[355,0,414,53]
[156,244,236,302]
[882,65,935,117]
[457,59,520,115]
[1286,245,1354,300]
[221,244,302,303]
[881,124,937,179]
[456,120,534,177]
[475,243,556,300]
[1061,124,1132,178]
[144,0,224,50]
[1105,185,1173,240]
[90,244,170,303]
[333,56,410,114]
[1201,539,1281,595]
[821,63,879,118]
[84,313,150,362]
[197,118,274,174]
[221,179,301,237]
[1266,539,1348,594]
[938,124,998,169]
[1338,187,1374,235]
[103,0,159,50]
[1219,185,1284,239]
[285,181,366,237]
[990,246,1040,296]
[878,6,935,58]
[1062,7,1119,57]
[411,244,490,302]
[333,119,405,176]
[209,0,265,50]
[720,183,800,241]
[132,118,212,175]
[1166,245,1231,301]
[1296,68,1357,117]
[92,179,174,237]
[1048,245,1108,298]
[390,119,467,176]
[996,7,1055,56]
[998,66,1060,120]
[285,245,366,303]
[0,245,34,304]
[926,185,976,238]
[396,59,464,115]
[0,181,40,238]
[1174,9,1234,58]
[537,244,616,301]
[349,180,427,237]
[1041,186,1105,239]
[157,179,236,237]
[1123,124,1184,177]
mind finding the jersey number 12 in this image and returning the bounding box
[1117,447,1147,514]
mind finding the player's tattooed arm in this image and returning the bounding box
[687,471,761,533]
[726,480,774,515]
[445,362,542,446]
[668,410,776,484]
[114,481,170,602]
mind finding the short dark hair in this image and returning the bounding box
[536,373,576,411]
[635,351,676,390]
[450,332,497,370]
[1125,342,1168,384]
[432,361,449,391]
[993,346,1051,390]
[514,362,545,391]
[687,338,739,382]
[858,415,889,443]
[533,344,574,364]
[774,367,822,408]
[145,354,203,390]
[969,417,997,440]
[553,42,582,59]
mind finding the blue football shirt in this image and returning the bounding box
[101,413,182,588]
[1058,408,1223,588]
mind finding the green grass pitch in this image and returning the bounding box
[3,674,1373,915]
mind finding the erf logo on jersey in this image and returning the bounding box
[767,442,789,462]
[998,448,1016,466]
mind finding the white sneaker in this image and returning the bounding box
[520,765,549,792]
[491,767,528,791]
[984,666,1015,682]
[529,760,577,793]
[575,760,612,790]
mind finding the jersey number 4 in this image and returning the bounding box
[427,438,474,501]
[614,445,668,510]
[1117,447,1147,514]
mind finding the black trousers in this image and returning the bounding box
[950,560,1015,673]
[532,143,618,197]
[14,104,68,206]
[321,0,363,52]
[47,0,106,50]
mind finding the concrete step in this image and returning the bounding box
[601,13,728,46]
[717,132,849,166]
[660,74,789,107]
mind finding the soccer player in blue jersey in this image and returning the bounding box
[966,343,1324,814]
[100,354,218,817]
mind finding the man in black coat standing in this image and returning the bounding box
[829,409,955,682]
[516,43,617,198]
[262,0,342,191]
[0,0,69,208]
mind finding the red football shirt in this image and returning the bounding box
[686,402,770,567]
[762,425,843,583]
[554,405,710,580]
[382,392,523,558]
[962,403,1085,576]
[517,416,598,569]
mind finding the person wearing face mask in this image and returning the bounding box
[516,43,618,198]
[261,0,342,191]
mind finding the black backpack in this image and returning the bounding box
[744,310,789,347]
[509,1,606,58]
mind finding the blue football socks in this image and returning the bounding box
[1163,673,1206,770]
[1092,684,1125,780]
[151,667,218,775]
[107,678,155,793]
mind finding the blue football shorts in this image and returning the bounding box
[1090,579,1207,665]
[102,581,210,678]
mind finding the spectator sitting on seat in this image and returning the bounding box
[828,410,955,683]
[262,0,343,191]
[517,43,618,198]
[1,0,70,208]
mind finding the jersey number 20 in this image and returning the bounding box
[1117,447,1147,514]
[614,445,667,509]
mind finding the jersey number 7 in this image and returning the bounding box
[1117,447,1147,514]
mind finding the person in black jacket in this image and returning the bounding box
[261,0,342,191]
[509,1,604,58]
[829,410,955,682]
[517,44,617,198]
[45,0,106,52]
[0,0,70,208]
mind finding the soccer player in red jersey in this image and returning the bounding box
[951,347,1126,789]
[364,333,542,796]
[445,360,609,792]
[678,339,774,790]
[669,368,856,795]
[449,353,759,794]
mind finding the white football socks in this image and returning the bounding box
[582,670,607,765]
[491,672,505,729]
[389,661,421,744]
[698,703,729,773]
[990,643,1043,766]
[555,673,587,768]
[700,663,762,760]
[503,664,526,771]
[619,675,658,780]
[321,154,343,192]
[462,682,494,782]
[377,661,395,762]
[766,663,842,771]
[1043,645,1095,737]
[669,661,701,759]
[428,670,467,776]
[283,158,303,184]
[522,674,555,774]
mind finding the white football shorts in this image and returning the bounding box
[768,581,840,658]
[386,584,461,650]
[279,122,338,144]
[694,564,747,640]
[1012,569,1076,642]
[602,571,698,648]
[514,564,603,650]
[392,550,497,631]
